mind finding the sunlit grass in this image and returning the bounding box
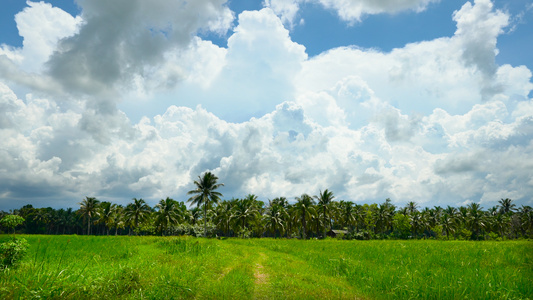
[0,235,531,299]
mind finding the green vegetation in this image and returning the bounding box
[0,235,531,299]
[0,215,29,269]
[2,194,532,241]
[1,173,532,241]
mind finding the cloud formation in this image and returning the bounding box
[265,0,440,25]
[46,0,233,95]
[0,0,532,210]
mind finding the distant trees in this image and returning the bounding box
[290,194,316,239]
[187,172,224,237]
[78,197,100,235]
[124,198,151,235]
[316,189,335,238]
[154,197,181,236]
[2,176,532,241]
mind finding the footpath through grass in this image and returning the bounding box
[0,235,531,299]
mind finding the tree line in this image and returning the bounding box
[1,172,532,240]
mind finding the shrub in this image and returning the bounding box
[457,228,473,240]
[0,215,25,236]
[0,237,29,269]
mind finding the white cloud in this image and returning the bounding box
[0,0,532,210]
[45,0,233,96]
[0,1,82,73]
[265,0,440,25]
[139,8,308,122]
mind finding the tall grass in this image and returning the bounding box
[0,235,531,299]
[240,239,533,299]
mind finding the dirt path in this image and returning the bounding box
[253,252,269,299]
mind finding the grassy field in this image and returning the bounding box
[0,235,531,299]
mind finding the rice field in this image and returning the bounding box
[1,235,531,299]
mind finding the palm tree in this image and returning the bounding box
[290,194,316,239]
[491,213,510,238]
[124,198,151,235]
[440,213,457,239]
[264,200,289,238]
[187,172,224,237]
[339,200,355,231]
[518,205,533,237]
[315,189,335,238]
[498,198,516,215]
[154,197,181,236]
[214,200,234,237]
[406,201,418,216]
[97,201,116,235]
[111,205,125,235]
[232,195,260,238]
[410,211,424,238]
[33,208,50,234]
[353,204,365,232]
[467,203,486,240]
[272,197,291,237]
[375,200,395,238]
[78,197,100,235]
[444,205,458,217]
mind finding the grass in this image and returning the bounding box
[0,235,531,299]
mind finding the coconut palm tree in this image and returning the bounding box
[315,189,335,238]
[271,197,291,237]
[290,194,316,239]
[410,211,424,239]
[187,172,224,237]
[154,197,181,236]
[78,197,100,235]
[491,212,510,238]
[518,205,533,237]
[214,200,234,237]
[444,205,458,217]
[124,198,151,235]
[111,205,125,235]
[264,200,288,238]
[339,200,355,231]
[97,201,116,235]
[375,200,395,238]
[467,203,486,240]
[353,204,365,232]
[440,213,457,239]
[232,194,260,238]
[498,198,516,215]
[406,201,419,216]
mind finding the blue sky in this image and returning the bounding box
[0,0,532,210]
[2,0,531,68]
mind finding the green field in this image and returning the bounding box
[1,235,531,299]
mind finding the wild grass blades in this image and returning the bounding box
[0,235,531,299]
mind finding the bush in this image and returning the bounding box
[0,238,29,269]
[457,228,473,240]
[0,215,25,236]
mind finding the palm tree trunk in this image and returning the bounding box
[204,204,207,237]
[302,215,307,239]
[323,215,327,238]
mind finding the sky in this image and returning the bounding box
[0,0,532,211]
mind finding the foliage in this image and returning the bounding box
[0,215,25,236]
[187,172,224,237]
[3,186,533,241]
[0,235,531,299]
[0,238,29,269]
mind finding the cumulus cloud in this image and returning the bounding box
[149,8,307,122]
[0,0,532,210]
[0,1,82,73]
[46,0,233,95]
[265,0,440,25]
